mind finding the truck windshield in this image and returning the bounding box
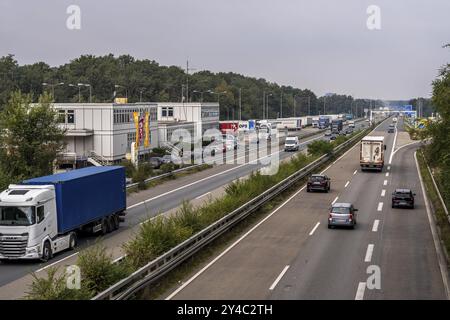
[285,138,296,143]
[0,206,36,226]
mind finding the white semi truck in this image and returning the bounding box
[360,136,386,172]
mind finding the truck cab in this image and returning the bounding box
[0,185,65,261]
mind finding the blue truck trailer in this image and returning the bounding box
[319,116,330,129]
[0,166,126,261]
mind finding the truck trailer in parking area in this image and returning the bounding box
[0,166,127,261]
[360,136,386,172]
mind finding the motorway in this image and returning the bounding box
[0,121,367,298]
[167,118,448,300]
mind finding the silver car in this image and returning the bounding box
[328,203,358,229]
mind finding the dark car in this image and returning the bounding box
[388,124,395,133]
[392,189,416,209]
[330,133,337,140]
[149,157,163,169]
[160,155,173,164]
[307,174,331,192]
[346,128,354,135]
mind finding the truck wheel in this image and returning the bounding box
[41,241,52,262]
[101,218,110,235]
[112,215,120,231]
[69,233,77,250]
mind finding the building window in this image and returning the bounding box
[127,132,137,148]
[162,107,167,117]
[67,110,75,124]
[58,110,66,123]
[168,107,174,117]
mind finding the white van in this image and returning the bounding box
[284,136,299,152]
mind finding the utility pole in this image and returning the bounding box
[262,90,265,119]
[308,96,311,115]
[185,60,196,104]
[239,88,242,121]
[280,91,283,118]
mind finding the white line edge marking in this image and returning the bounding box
[332,196,339,205]
[383,180,388,186]
[309,222,320,236]
[381,189,386,197]
[388,124,398,164]
[387,166,391,171]
[355,282,366,300]
[365,244,374,262]
[36,252,79,273]
[195,192,211,200]
[353,170,358,175]
[345,181,350,188]
[166,184,308,299]
[269,265,290,290]
[372,220,380,232]
[377,202,383,211]
[385,172,389,177]
[414,151,450,299]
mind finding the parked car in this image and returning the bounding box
[149,157,163,169]
[330,133,337,140]
[328,203,358,229]
[160,155,173,164]
[324,130,332,137]
[346,127,354,135]
[392,189,415,209]
[307,174,331,192]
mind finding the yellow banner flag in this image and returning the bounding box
[133,112,140,147]
[144,112,150,148]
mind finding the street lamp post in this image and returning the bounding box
[42,82,64,101]
[265,92,273,119]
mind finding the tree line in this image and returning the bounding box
[1,54,388,120]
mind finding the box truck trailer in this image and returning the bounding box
[360,136,386,172]
[0,166,126,261]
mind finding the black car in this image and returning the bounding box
[392,189,416,209]
[149,157,163,169]
[307,174,331,192]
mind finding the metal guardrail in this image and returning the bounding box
[93,125,371,300]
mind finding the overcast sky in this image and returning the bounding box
[0,0,448,100]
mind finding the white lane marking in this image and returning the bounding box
[381,189,386,197]
[128,134,324,210]
[344,181,350,188]
[388,125,398,164]
[355,282,366,300]
[353,170,358,175]
[414,151,450,299]
[387,166,391,171]
[195,192,211,200]
[35,252,79,273]
[390,140,421,163]
[385,172,389,177]
[377,202,384,211]
[372,220,380,232]
[332,196,339,205]
[309,222,321,236]
[166,184,308,299]
[383,180,388,186]
[365,244,375,262]
[269,265,290,290]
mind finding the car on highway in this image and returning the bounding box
[330,133,337,140]
[307,174,331,192]
[392,189,416,209]
[346,127,354,135]
[284,136,299,152]
[388,124,395,133]
[328,203,358,229]
[324,130,332,137]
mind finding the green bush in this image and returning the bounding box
[77,243,132,294]
[120,159,136,178]
[160,163,176,173]
[25,267,91,300]
[151,147,169,157]
[307,140,333,156]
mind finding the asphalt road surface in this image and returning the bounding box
[168,118,447,300]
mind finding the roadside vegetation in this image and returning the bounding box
[26,127,368,300]
[0,91,65,190]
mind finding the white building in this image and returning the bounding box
[54,103,158,165]
[156,102,219,144]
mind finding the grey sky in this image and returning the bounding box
[0,0,448,100]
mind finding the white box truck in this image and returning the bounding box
[360,136,386,172]
[277,118,302,130]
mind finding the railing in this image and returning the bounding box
[93,125,372,300]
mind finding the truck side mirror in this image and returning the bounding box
[354,209,359,212]
[384,145,387,150]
